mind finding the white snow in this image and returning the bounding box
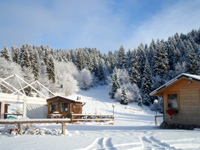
[0,85,200,150]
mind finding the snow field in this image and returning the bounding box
[0,85,200,150]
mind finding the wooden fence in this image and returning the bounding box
[71,114,114,125]
[0,118,71,135]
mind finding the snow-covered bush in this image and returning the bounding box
[125,83,140,102]
[75,69,92,90]
[0,57,22,78]
[55,61,79,95]
[116,69,130,85]
[110,68,141,104]
[61,74,79,96]
[114,83,141,103]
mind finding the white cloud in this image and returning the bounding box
[124,0,200,50]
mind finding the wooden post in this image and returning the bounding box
[0,101,5,119]
[62,122,65,135]
[155,116,158,125]
[19,123,23,135]
[71,114,73,124]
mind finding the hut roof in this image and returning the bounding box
[47,95,85,103]
[150,73,200,96]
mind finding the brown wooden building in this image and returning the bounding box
[46,96,85,118]
[150,73,200,127]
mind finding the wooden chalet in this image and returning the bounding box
[46,96,85,118]
[150,73,200,128]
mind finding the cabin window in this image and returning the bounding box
[61,102,69,112]
[168,94,178,110]
[49,103,57,112]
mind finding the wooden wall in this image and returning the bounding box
[162,78,200,126]
[47,97,83,118]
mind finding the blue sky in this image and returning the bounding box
[0,0,200,53]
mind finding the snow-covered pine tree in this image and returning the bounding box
[92,56,99,78]
[120,86,128,105]
[126,49,132,71]
[11,46,20,63]
[141,60,153,105]
[43,46,49,65]
[98,58,105,83]
[186,41,199,75]
[130,50,141,87]
[153,40,169,77]
[19,45,31,69]
[118,45,126,69]
[137,43,146,76]
[0,46,11,62]
[148,39,156,70]
[107,51,115,73]
[76,50,87,70]
[110,67,120,99]
[137,95,142,106]
[46,55,55,83]
[31,51,39,80]
[167,41,176,71]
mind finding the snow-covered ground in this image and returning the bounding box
[0,85,200,150]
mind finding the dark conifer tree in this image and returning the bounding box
[186,41,199,74]
[118,45,126,69]
[153,40,169,77]
[46,56,55,82]
[137,44,146,76]
[120,86,128,105]
[98,58,105,82]
[130,50,141,87]
[126,49,132,71]
[1,46,11,62]
[141,60,153,105]
[11,46,20,63]
[19,45,31,69]
[31,51,39,80]
[110,68,120,99]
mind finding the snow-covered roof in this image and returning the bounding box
[47,95,85,103]
[150,73,200,96]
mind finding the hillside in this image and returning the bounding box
[1,29,200,111]
[68,85,157,126]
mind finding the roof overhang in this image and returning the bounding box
[150,73,200,97]
[47,95,85,104]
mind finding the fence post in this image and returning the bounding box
[71,113,73,124]
[62,122,66,135]
[155,115,158,125]
[19,123,23,135]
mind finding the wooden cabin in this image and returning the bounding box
[46,96,85,118]
[150,73,200,128]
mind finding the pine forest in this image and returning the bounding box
[1,29,200,113]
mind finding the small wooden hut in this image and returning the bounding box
[150,73,200,128]
[46,96,85,118]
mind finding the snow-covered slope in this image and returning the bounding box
[68,85,158,126]
[1,85,200,150]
